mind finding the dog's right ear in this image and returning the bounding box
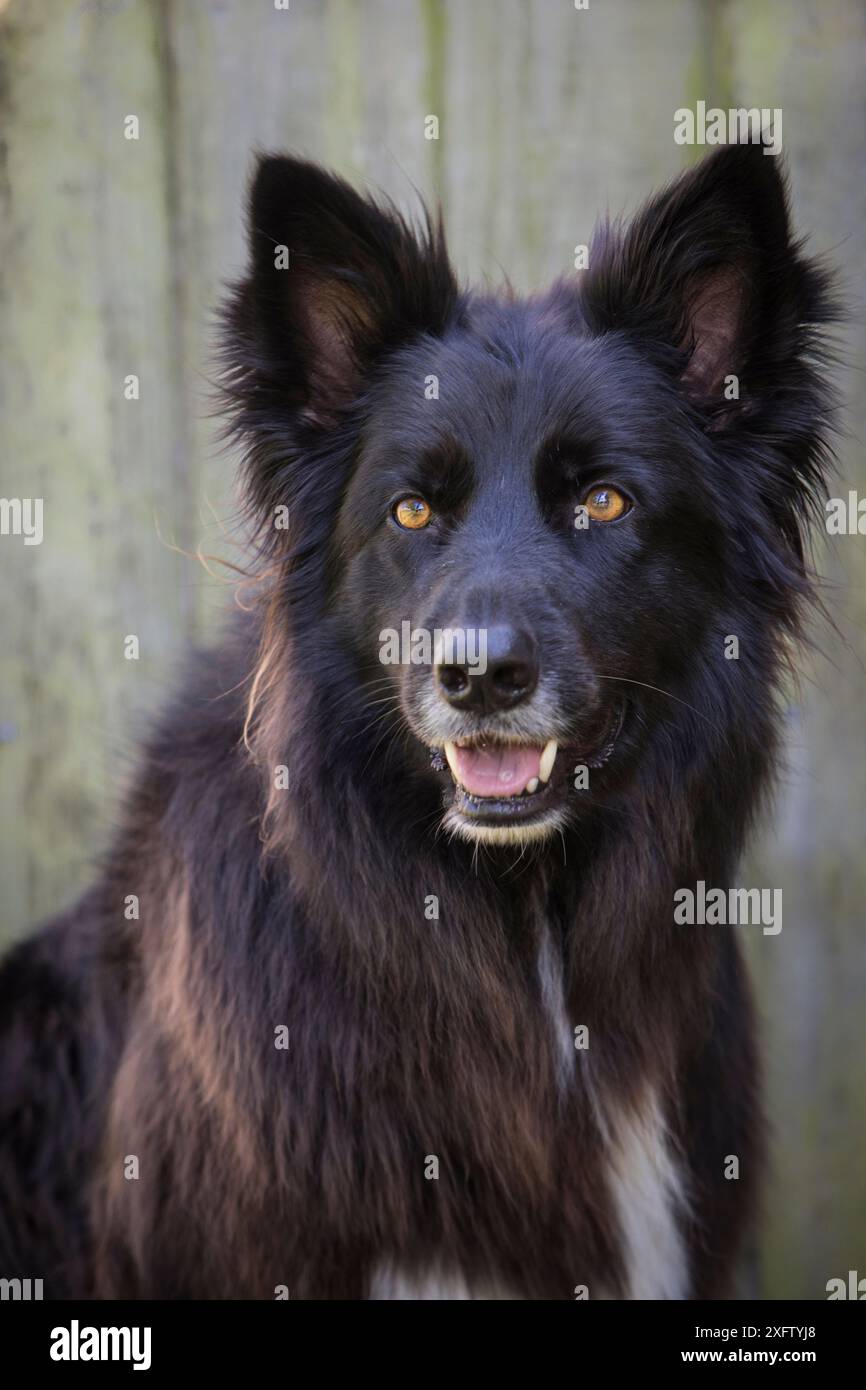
[221,156,457,449]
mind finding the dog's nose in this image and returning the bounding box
[435,624,539,713]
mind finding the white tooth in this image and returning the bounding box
[444,741,461,781]
[538,740,558,783]
[525,777,539,794]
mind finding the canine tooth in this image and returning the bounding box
[525,777,539,794]
[443,741,461,781]
[538,740,558,783]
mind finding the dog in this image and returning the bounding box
[0,141,836,1299]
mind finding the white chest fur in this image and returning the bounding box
[370,931,689,1300]
[604,1086,690,1300]
[369,1085,689,1301]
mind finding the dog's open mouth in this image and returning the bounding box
[441,738,559,821]
[429,706,624,842]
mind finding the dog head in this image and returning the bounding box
[223,146,834,849]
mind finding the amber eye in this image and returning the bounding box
[582,485,630,522]
[393,496,433,530]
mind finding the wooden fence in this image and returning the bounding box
[1,0,864,1298]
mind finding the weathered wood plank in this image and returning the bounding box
[0,0,190,930]
[725,0,866,1301]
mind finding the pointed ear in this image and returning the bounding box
[579,143,833,426]
[222,156,457,435]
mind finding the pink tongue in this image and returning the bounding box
[453,744,542,798]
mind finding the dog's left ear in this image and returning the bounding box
[579,143,833,426]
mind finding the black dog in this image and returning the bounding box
[0,142,836,1299]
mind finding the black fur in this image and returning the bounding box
[0,143,836,1299]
